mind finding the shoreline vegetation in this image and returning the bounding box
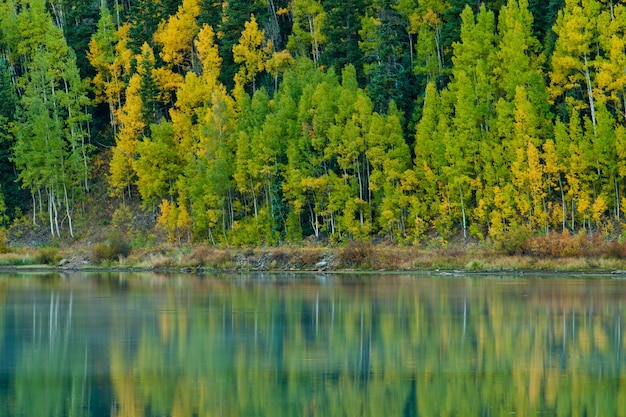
[3,235,626,274]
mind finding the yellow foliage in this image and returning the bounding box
[265,49,295,77]
[576,193,591,217]
[592,195,607,225]
[423,9,441,27]
[232,15,269,89]
[152,67,184,102]
[109,74,144,196]
[158,199,178,242]
[153,0,200,67]
[115,24,135,76]
[177,205,192,232]
[174,72,210,113]
[196,24,222,86]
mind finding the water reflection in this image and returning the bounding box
[0,273,624,416]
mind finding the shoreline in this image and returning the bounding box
[3,237,626,276]
[1,265,625,279]
[0,260,626,279]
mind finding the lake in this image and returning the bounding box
[0,271,624,416]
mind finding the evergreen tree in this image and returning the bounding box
[50,0,101,77]
[528,0,564,48]
[320,0,370,74]
[127,0,181,53]
[0,56,25,219]
[359,2,416,116]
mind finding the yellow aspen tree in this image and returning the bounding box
[156,23,232,242]
[591,194,608,234]
[152,0,200,106]
[232,15,271,94]
[157,199,178,242]
[511,86,546,228]
[413,82,447,236]
[153,0,200,70]
[109,73,144,198]
[368,105,412,241]
[444,5,497,239]
[109,42,156,199]
[564,110,595,232]
[526,142,547,230]
[134,121,182,206]
[196,24,222,88]
[490,184,517,242]
[87,4,119,132]
[542,139,566,230]
[616,125,626,221]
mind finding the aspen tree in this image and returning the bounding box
[232,15,271,94]
[153,0,200,70]
[550,0,601,133]
[288,0,327,65]
[367,104,411,240]
[12,0,91,237]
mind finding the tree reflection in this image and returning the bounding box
[0,275,624,416]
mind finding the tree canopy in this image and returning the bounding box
[0,0,625,246]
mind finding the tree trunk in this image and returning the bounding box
[559,175,566,232]
[64,184,74,238]
[48,189,55,237]
[460,186,467,239]
[583,53,597,136]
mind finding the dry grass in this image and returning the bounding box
[0,249,37,266]
[4,233,626,272]
[181,246,233,268]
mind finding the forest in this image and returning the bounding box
[0,0,624,248]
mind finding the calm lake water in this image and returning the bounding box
[0,271,625,416]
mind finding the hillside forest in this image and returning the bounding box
[0,0,624,247]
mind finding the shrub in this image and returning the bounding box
[92,233,131,264]
[337,240,374,269]
[35,247,60,265]
[605,240,626,259]
[298,248,324,268]
[184,246,231,268]
[523,231,623,258]
[0,229,8,254]
[492,226,530,255]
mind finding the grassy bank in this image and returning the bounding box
[2,236,626,273]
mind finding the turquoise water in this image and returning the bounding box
[0,272,624,416]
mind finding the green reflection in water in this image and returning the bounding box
[0,273,625,416]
